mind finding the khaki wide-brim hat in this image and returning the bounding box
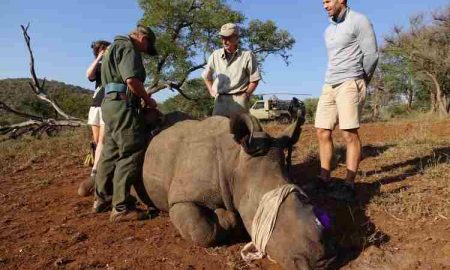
[137,24,158,56]
[219,23,239,37]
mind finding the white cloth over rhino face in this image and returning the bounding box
[241,184,311,263]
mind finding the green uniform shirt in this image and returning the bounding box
[101,35,146,86]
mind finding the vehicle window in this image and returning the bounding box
[253,102,264,109]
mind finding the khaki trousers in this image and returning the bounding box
[213,92,249,118]
[314,79,366,130]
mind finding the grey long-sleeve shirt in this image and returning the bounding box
[324,8,379,85]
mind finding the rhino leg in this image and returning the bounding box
[169,203,239,247]
[214,208,239,232]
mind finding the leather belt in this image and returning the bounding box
[331,82,343,88]
[218,91,246,96]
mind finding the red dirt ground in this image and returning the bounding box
[0,119,449,270]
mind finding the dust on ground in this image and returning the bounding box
[0,118,449,270]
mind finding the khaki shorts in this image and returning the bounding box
[87,106,104,126]
[314,79,366,130]
[213,92,249,117]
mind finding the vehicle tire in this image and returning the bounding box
[277,115,291,124]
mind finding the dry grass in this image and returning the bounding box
[368,124,450,221]
[0,128,91,176]
[370,161,450,220]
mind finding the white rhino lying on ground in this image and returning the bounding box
[139,112,336,270]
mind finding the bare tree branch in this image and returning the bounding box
[0,23,87,140]
[20,23,80,121]
[147,81,196,100]
[0,101,44,121]
[147,61,207,99]
[146,79,212,101]
[0,119,82,139]
[177,61,207,86]
[252,47,283,54]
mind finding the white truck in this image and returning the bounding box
[250,99,301,123]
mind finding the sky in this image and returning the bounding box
[0,0,448,102]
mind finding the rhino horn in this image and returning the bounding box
[230,113,270,156]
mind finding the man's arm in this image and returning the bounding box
[245,52,261,97]
[126,78,157,108]
[202,54,217,97]
[356,15,379,84]
[245,81,259,97]
[203,78,216,97]
[117,46,157,108]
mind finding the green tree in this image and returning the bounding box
[21,96,53,118]
[159,78,213,118]
[303,98,319,123]
[379,54,418,111]
[384,6,450,116]
[138,0,295,99]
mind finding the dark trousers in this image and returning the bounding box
[95,92,147,211]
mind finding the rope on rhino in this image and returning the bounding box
[241,184,308,263]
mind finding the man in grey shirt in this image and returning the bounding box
[314,0,378,200]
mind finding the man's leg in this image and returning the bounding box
[335,79,366,185]
[316,128,333,181]
[112,141,146,212]
[94,128,118,211]
[109,134,147,222]
[341,129,361,184]
[94,97,120,211]
[314,83,337,182]
[328,80,366,201]
[108,102,148,221]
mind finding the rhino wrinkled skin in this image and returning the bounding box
[141,113,335,270]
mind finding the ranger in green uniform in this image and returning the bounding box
[94,24,158,222]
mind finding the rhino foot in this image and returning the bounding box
[214,208,238,231]
[170,203,243,247]
[77,179,94,197]
[170,202,218,247]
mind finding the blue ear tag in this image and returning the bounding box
[313,206,332,230]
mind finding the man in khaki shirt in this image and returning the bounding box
[202,23,261,117]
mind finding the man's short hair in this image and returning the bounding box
[129,24,158,56]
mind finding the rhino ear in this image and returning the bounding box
[230,113,270,156]
[276,105,306,148]
[230,112,258,143]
